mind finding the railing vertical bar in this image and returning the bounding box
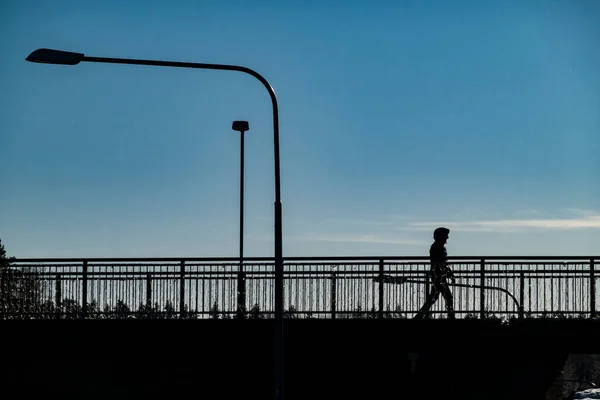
[591,258,596,319]
[81,261,88,319]
[331,269,337,319]
[146,273,152,311]
[480,259,486,319]
[519,271,525,319]
[378,259,384,319]
[180,261,186,318]
[558,264,562,315]
[55,274,62,320]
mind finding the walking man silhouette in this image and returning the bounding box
[414,227,455,319]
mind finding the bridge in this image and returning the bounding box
[1,256,599,400]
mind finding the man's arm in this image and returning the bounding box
[444,264,456,282]
[430,243,454,281]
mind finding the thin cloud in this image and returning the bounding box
[289,234,426,246]
[515,209,540,215]
[406,215,600,232]
[385,215,414,220]
[555,208,598,217]
[323,218,397,227]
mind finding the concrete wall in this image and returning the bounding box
[2,319,597,399]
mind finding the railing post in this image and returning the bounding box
[180,261,186,318]
[480,259,486,319]
[81,261,88,319]
[236,263,246,320]
[146,273,152,310]
[331,270,337,319]
[55,274,62,320]
[378,259,384,319]
[591,258,596,319]
[519,271,525,319]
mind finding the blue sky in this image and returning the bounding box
[1,0,599,258]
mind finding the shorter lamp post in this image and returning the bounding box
[232,120,249,319]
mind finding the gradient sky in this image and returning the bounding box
[1,0,599,258]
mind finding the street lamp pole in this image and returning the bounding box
[232,120,249,320]
[26,48,285,400]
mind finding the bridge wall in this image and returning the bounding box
[2,320,598,399]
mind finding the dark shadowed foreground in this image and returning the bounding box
[2,319,599,400]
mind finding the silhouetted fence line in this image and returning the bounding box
[1,256,597,320]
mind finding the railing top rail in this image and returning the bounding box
[10,255,600,263]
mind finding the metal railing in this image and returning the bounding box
[1,256,597,320]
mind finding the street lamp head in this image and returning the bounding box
[232,120,250,133]
[26,48,84,65]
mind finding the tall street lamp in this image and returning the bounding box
[26,48,285,400]
[231,120,249,320]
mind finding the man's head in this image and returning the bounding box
[433,227,450,244]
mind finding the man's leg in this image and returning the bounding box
[414,286,440,319]
[440,284,455,319]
